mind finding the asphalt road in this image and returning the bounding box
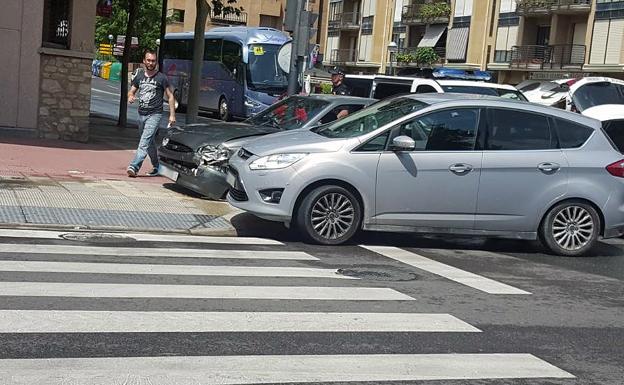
[90,76,217,127]
[0,226,622,384]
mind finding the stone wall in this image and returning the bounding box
[38,53,92,142]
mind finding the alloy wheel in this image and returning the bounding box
[552,205,595,251]
[310,193,355,240]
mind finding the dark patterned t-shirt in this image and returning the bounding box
[131,71,169,116]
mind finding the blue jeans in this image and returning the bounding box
[129,113,162,171]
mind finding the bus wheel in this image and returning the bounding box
[217,97,230,121]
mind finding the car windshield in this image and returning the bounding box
[246,97,329,130]
[572,81,624,112]
[313,97,428,138]
[246,44,288,92]
[442,85,527,101]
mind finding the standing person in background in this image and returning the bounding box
[330,67,351,119]
[127,49,176,177]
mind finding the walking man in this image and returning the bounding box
[127,49,176,177]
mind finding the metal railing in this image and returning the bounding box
[510,44,586,69]
[402,2,450,24]
[210,10,248,25]
[516,0,591,15]
[328,12,361,30]
[330,49,359,64]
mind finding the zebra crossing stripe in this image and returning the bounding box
[0,282,415,300]
[361,245,531,295]
[0,310,480,333]
[0,354,574,383]
[0,243,318,261]
[0,243,317,260]
[0,260,352,279]
[0,229,283,245]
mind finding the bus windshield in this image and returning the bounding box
[247,44,287,92]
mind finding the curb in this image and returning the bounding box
[0,216,238,237]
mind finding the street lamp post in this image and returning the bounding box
[387,41,398,76]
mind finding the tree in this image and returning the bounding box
[186,0,242,124]
[95,0,162,127]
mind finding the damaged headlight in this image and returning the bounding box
[198,144,231,166]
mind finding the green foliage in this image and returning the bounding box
[320,83,333,94]
[413,47,440,66]
[396,48,440,67]
[95,0,162,62]
[515,0,550,7]
[419,2,451,20]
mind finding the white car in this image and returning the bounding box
[517,79,576,108]
[567,77,624,156]
[436,80,527,101]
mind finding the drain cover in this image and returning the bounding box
[337,267,418,281]
[60,232,135,243]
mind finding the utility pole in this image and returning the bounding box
[285,0,304,96]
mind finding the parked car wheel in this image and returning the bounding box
[296,185,361,245]
[539,200,600,256]
[217,97,230,121]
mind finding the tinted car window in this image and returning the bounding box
[395,109,479,151]
[358,131,390,152]
[344,78,373,98]
[442,85,498,96]
[603,120,624,153]
[314,97,428,138]
[246,97,329,130]
[222,40,242,74]
[319,104,368,124]
[162,39,193,60]
[204,38,222,61]
[554,118,593,149]
[416,85,438,94]
[374,83,412,99]
[487,109,554,150]
[572,81,624,112]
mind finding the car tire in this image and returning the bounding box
[539,200,600,256]
[217,97,230,121]
[296,185,362,245]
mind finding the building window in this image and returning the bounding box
[259,15,280,29]
[361,16,374,35]
[43,0,71,49]
[167,9,185,23]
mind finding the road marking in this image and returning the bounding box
[0,311,479,333]
[361,245,531,295]
[0,354,574,383]
[0,243,314,260]
[0,261,351,279]
[0,229,283,245]
[0,282,414,300]
[90,88,120,97]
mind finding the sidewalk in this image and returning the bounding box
[0,115,239,235]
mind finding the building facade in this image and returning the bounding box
[1,0,98,141]
[320,0,624,82]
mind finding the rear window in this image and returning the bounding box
[603,120,624,153]
[554,118,593,149]
[572,82,624,112]
[373,83,412,99]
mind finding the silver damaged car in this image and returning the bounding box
[227,94,624,256]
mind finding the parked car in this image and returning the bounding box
[517,79,576,108]
[227,93,624,256]
[344,74,526,101]
[158,94,375,199]
[436,80,527,101]
[566,77,624,117]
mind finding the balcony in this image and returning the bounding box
[328,12,360,30]
[402,2,451,25]
[210,10,247,25]
[516,0,591,16]
[330,49,358,65]
[509,44,586,69]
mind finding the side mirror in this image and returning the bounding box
[391,135,415,151]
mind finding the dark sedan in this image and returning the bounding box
[158,94,375,199]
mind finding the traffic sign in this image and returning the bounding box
[99,43,112,55]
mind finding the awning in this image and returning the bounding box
[446,27,470,61]
[417,25,447,48]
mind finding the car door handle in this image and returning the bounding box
[449,164,473,174]
[538,162,560,173]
